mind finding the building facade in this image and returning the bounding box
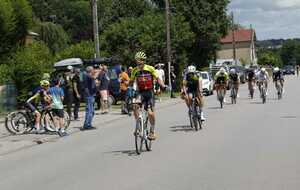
[217,29,257,65]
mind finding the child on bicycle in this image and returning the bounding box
[49,78,68,137]
[26,80,52,133]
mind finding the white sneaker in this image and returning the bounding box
[201,112,206,121]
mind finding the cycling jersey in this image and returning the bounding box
[26,89,51,112]
[229,73,239,82]
[273,71,284,81]
[130,64,158,92]
[214,73,229,84]
[248,70,255,81]
[256,71,269,81]
[183,72,202,93]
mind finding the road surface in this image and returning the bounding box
[0,76,300,190]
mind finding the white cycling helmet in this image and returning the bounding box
[187,65,196,73]
[219,67,226,74]
[261,68,266,72]
[274,67,279,72]
[230,68,236,74]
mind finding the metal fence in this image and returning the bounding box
[0,83,17,113]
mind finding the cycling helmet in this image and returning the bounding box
[135,51,147,61]
[187,65,196,73]
[40,80,50,87]
[261,68,266,73]
[230,68,236,74]
[274,67,279,72]
[67,65,73,71]
[219,67,226,74]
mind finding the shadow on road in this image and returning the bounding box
[250,101,263,105]
[170,125,194,132]
[207,106,221,110]
[105,150,138,157]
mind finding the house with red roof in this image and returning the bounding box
[217,28,257,65]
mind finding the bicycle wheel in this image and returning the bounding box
[135,118,144,155]
[145,118,152,151]
[6,111,32,135]
[188,111,194,129]
[233,88,237,104]
[63,111,71,130]
[193,104,199,131]
[41,111,56,132]
[262,88,266,104]
[231,88,234,104]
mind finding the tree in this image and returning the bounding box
[280,39,300,65]
[38,22,70,53]
[56,41,104,60]
[0,0,16,57]
[8,42,54,102]
[258,51,282,67]
[11,0,33,45]
[171,0,231,67]
[100,13,194,66]
[0,0,33,62]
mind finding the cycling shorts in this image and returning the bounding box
[52,109,64,118]
[136,90,155,111]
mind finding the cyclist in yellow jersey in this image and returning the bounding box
[26,80,52,133]
[130,51,166,140]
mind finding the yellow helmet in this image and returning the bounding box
[40,80,50,88]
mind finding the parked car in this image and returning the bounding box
[229,65,246,83]
[200,72,213,96]
[282,65,295,75]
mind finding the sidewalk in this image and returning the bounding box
[0,97,181,156]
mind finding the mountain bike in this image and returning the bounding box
[133,100,152,155]
[188,93,202,131]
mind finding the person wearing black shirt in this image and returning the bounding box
[72,68,82,120]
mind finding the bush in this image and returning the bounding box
[56,40,109,61]
[8,42,54,103]
[0,64,12,84]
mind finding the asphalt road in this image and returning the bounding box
[0,76,300,190]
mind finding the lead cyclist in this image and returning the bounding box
[130,51,166,140]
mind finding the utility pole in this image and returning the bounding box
[231,12,237,65]
[92,0,100,58]
[165,0,172,96]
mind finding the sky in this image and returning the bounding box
[229,0,300,40]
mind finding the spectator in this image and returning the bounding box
[72,68,82,120]
[128,66,133,78]
[170,66,177,98]
[94,65,102,110]
[49,79,68,137]
[97,65,110,114]
[64,65,74,119]
[155,63,165,101]
[82,66,97,130]
[119,67,130,114]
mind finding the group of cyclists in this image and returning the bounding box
[24,50,286,142]
[213,66,285,102]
